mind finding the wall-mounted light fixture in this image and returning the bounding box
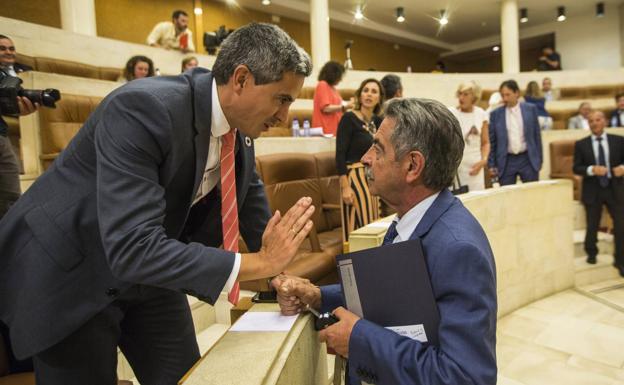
[439,10,449,25]
[520,8,528,23]
[596,2,605,18]
[557,6,566,22]
[396,7,405,23]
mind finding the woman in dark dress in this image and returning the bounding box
[336,78,385,245]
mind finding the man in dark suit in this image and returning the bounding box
[0,23,315,384]
[489,79,543,185]
[274,98,497,385]
[573,110,624,275]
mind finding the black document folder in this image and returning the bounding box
[336,239,440,345]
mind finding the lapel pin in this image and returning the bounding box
[245,136,252,147]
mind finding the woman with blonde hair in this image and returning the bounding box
[524,80,552,130]
[449,81,490,191]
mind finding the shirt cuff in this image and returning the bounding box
[587,166,594,176]
[223,253,241,293]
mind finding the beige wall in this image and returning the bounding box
[0,0,60,28]
[94,0,438,72]
[95,0,197,46]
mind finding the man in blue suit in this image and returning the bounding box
[489,79,542,185]
[274,98,497,385]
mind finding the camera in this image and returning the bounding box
[0,74,60,117]
[203,25,234,55]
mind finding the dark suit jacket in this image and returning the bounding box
[321,189,497,385]
[573,133,624,205]
[488,103,543,175]
[0,68,270,359]
[610,110,623,128]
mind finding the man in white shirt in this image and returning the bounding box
[147,10,195,53]
[488,80,543,185]
[568,102,592,130]
[273,98,497,385]
[542,77,560,102]
[573,111,624,274]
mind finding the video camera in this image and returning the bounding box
[203,25,234,55]
[0,74,60,117]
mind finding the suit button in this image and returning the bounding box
[106,288,119,297]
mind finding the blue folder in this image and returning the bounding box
[336,239,440,345]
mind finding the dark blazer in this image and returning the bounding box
[488,103,542,175]
[610,110,623,128]
[0,68,270,359]
[320,189,497,385]
[573,133,624,205]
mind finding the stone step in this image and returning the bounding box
[574,253,622,287]
[572,229,613,259]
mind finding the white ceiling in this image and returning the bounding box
[228,0,624,51]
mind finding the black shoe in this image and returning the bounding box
[616,264,624,277]
[586,255,597,264]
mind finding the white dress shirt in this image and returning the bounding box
[146,21,196,52]
[1,65,17,77]
[587,133,611,178]
[388,192,440,244]
[192,79,240,293]
[505,104,527,154]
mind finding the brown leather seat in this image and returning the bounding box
[559,87,588,100]
[38,94,103,170]
[298,86,315,99]
[241,152,341,291]
[15,53,121,81]
[338,88,356,101]
[550,109,577,130]
[550,140,582,200]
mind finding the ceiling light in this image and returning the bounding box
[557,6,566,22]
[354,6,364,20]
[396,7,405,23]
[439,10,448,25]
[492,45,500,52]
[520,8,528,23]
[596,2,605,17]
[193,7,203,15]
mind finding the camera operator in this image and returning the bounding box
[0,34,38,220]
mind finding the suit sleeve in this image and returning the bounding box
[573,140,589,176]
[487,111,497,169]
[320,284,344,313]
[94,90,234,305]
[533,107,543,167]
[347,241,497,385]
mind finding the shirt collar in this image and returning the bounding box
[211,78,231,137]
[394,192,440,242]
[592,132,607,141]
[506,103,520,113]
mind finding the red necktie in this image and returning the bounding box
[221,129,240,305]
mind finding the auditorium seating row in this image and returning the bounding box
[16,53,121,82]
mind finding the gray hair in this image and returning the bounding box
[212,23,312,85]
[385,98,464,191]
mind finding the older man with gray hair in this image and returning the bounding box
[274,98,497,385]
[0,23,314,384]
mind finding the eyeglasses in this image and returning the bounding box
[0,46,15,52]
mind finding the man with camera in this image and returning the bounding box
[0,34,37,220]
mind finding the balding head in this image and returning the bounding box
[589,110,606,136]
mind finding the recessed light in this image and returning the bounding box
[493,45,500,52]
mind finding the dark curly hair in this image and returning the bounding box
[123,55,155,81]
[317,61,345,86]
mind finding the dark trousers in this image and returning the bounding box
[0,134,21,220]
[584,186,624,267]
[499,152,539,186]
[33,285,199,385]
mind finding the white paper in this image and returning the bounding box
[385,324,428,343]
[229,311,298,332]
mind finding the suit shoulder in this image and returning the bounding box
[430,200,488,247]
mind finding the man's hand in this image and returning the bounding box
[272,274,321,315]
[17,96,38,116]
[613,165,624,177]
[318,307,360,358]
[593,165,608,176]
[239,197,315,281]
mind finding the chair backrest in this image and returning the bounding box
[298,87,315,99]
[314,151,341,229]
[338,88,356,101]
[15,53,36,70]
[256,153,330,232]
[549,140,577,176]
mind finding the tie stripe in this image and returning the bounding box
[221,129,240,305]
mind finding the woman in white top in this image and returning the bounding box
[450,81,490,191]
